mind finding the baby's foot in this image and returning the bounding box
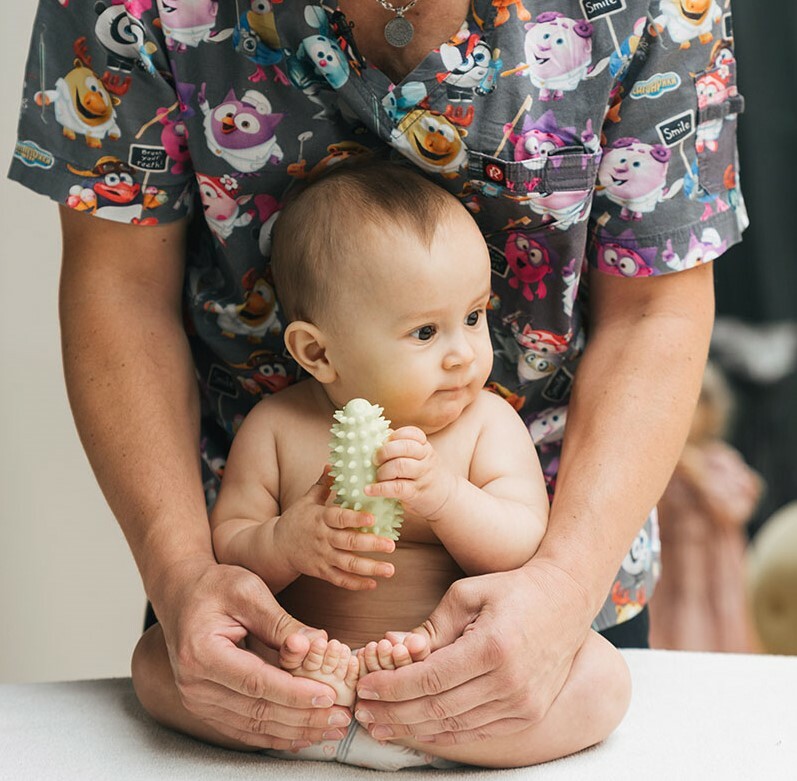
[280,634,360,708]
[357,632,431,676]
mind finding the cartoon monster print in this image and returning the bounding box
[199,86,283,172]
[652,0,721,49]
[522,13,607,102]
[233,0,288,85]
[682,158,730,221]
[527,405,568,445]
[229,350,295,396]
[286,139,372,181]
[611,527,651,621]
[662,228,727,271]
[504,231,554,301]
[561,257,580,317]
[34,38,127,148]
[391,109,467,177]
[253,193,281,257]
[595,229,657,278]
[695,61,738,154]
[437,35,501,127]
[597,138,683,221]
[382,82,428,123]
[505,111,599,228]
[609,16,647,82]
[475,0,530,28]
[94,2,158,76]
[204,268,281,342]
[197,173,254,244]
[155,0,232,52]
[65,156,166,223]
[154,106,191,174]
[119,0,154,18]
[284,5,350,120]
[512,323,569,383]
[485,381,525,412]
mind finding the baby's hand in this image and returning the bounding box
[367,427,455,521]
[274,470,396,591]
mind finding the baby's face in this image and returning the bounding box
[323,208,493,433]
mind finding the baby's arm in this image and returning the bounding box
[210,402,395,593]
[368,392,548,575]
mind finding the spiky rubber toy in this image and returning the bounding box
[329,398,404,541]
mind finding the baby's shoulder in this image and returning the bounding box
[469,387,523,422]
[241,380,319,436]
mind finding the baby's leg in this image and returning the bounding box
[384,630,631,769]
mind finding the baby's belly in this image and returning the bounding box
[277,541,465,649]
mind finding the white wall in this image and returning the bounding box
[0,4,146,683]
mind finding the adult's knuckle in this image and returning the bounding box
[441,714,464,732]
[240,670,266,699]
[479,633,508,669]
[425,696,449,722]
[250,698,272,724]
[419,665,446,696]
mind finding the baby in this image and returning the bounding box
[132,159,630,770]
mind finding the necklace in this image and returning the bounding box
[373,0,420,48]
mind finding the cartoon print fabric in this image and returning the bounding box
[10,0,748,630]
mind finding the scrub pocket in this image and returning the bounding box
[694,53,745,196]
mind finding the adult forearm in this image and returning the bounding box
[60,255,211,607]
[533,268,714,616]
[62,303,210,601]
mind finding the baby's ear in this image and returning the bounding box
[284,321,337,384]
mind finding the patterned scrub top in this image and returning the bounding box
[10,0,748,630]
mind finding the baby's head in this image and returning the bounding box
[271,158,493,432]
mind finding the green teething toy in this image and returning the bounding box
[329,398,404,541]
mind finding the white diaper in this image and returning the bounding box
[265,722,462,771]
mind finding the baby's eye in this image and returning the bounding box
[412,324,437,341]
[465,310,481,326]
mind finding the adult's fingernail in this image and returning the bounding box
[354,708,374,724]
[312,696,335,708]
[371,725,393,740]
[415,734,435,743]
[357,688,379,700]
[328,711,351,727]
[322,729,346,741]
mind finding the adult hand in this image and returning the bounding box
[354,560,594,745]
[151,557,351,750]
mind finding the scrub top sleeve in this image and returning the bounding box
[8,1,194,226]
[588,2,747,278]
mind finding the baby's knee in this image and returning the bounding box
[131,624,172,721]
[581,631,632,736]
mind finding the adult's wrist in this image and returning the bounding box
[145,552,218,621]
[522,555,597,625]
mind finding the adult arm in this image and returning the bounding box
[354,263,715,744]
[58,208,343,748]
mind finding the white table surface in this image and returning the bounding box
[2,649,796,780]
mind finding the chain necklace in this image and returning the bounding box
[372,0,420,48]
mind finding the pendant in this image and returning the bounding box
[384,15,414,48]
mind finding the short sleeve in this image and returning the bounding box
[8,1,194,225]
[588,1,747,278]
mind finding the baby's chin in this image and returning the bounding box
[398,395,474,434]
